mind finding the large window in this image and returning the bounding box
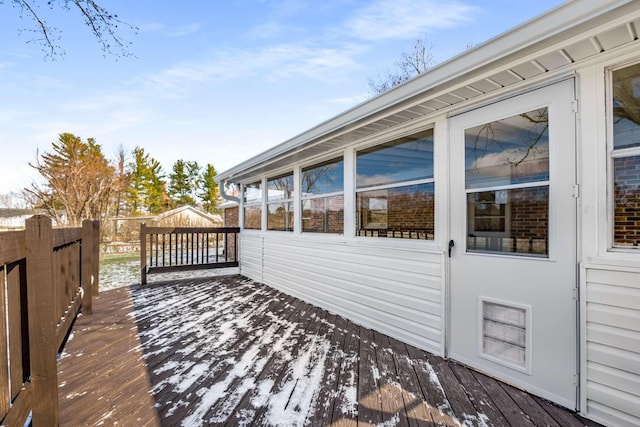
[356,130,434,239]
[301,158,344,233]
[243,181,262,230]
[267,172,294,231]
[611,63,640,248]
[465,108,550,256]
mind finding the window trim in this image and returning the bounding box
[607,62,640,251]
[266,172,294,232]
[300,157,345,234]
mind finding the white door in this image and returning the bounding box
[448,80,577,409]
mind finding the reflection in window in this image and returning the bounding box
[356,130,435,239]
[243,181,262,230]
[301,158,344,233]
[465,109,549,256]
[267,173,294,231]
[612,63,640,247]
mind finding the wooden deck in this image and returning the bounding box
[58,275,599,426]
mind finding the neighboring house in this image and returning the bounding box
[104,206,223,243]
[0,209,65,231]
[215,2,640,426]
[218,200,239,227]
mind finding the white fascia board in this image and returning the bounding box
[215,0,633,184]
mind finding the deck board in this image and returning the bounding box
[58,275,600,426]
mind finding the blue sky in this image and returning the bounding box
[0,0,564,194]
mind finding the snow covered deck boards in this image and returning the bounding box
[58,275,598,426]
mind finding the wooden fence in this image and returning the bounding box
[0,215,99,426]
[140,224,239,284]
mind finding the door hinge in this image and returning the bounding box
[573,287,580,301]
[572,100,579,113]
[572,184,580,198]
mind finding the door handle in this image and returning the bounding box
[448,239,455,257]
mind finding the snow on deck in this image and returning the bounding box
[58,275,595,426]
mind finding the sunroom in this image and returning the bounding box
[216,1,640,426]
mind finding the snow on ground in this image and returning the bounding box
[126,277,481,426]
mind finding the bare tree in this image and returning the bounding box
[3,0,137,58]
[367,37,436,96]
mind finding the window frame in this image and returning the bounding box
[242,180,263,231]
[266,172,295,232]
[355,129,435,240]
[300,157,345,234]
[608,61,640,251]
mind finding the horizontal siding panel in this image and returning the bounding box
[263,262,439,314]
[263,248,439,303]
[262,262,441,327]
[585,267,640,427]
[266,238,441,280]
[587,268,640,289]
[587,400,640,427]
[587,381,640,420]
[240,235,262,282]
[587,322,640,353]
[587,362,640,398]
[587,342,640,376]
[586,303,640,332]
[586,283,640,311]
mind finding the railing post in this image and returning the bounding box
[92,220,100,295]
[140,223,147,285]
[25,215,59,426]
[81,220,93,315]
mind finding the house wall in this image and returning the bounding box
[578,47,640,427]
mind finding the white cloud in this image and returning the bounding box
[347,0,476,41]
[138,42,365,97]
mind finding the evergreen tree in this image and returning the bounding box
[126,147,166,215]
[199,163,219,213]
[168,159,194,206]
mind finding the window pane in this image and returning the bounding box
[302,195,344,233]
[613,63,640,150]
[267,173,294,201]
[467,186,548,256]
[614,155,640,247]
[302,158,344,195]
[243,181,262,203]
[356,130,434,188]
[356,183,434,239]
[465,108,549,189]
[243,206,261,230]
[267,202,294,231]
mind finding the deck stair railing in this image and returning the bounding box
[0,215,99,426]
[140,224,239,284]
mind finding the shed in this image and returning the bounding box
[215,2,640,426]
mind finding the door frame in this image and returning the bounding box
[444,77,580,409]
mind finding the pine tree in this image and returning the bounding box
[126,147,166,215]
[199,164,219,213]
[168,159,194,206]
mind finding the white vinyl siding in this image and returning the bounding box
[583,265,640,427]
[239,234,262,283]
[241,235,443,353]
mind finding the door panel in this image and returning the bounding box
[449,80,577,409]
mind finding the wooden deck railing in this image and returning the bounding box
[140,224,239,284]
[0,215,99,426]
